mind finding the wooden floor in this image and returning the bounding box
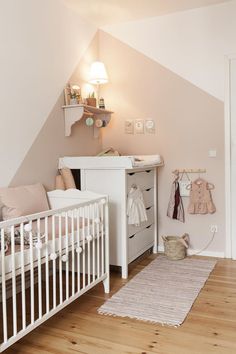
[5,254,236,354]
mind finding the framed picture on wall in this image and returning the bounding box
[135,119,144,134]
[64,86,71,105]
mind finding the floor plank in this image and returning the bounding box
[4,254,236,354]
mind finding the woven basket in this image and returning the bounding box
[162,234,189,260]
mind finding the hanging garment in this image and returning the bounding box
[127,185,147,226]
[188,178,216,214]
[167,180,185,222]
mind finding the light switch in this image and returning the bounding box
[208,150,217,158]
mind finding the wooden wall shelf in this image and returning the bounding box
[62,104,113,138]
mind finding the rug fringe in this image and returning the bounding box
[97,309,182,327]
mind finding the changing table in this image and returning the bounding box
[59,156,162,278]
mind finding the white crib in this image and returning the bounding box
[0,190,109,352]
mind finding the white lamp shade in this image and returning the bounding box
[89,61,108,84]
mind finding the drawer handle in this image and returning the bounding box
[146,225,152,229]
[146,206,152,210]
[146,188,151,192]
[128,172,135,176]
[129,234,135,239]
[145,170,151,173]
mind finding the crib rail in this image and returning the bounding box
[0,196,109,352]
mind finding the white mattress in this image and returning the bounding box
[0,225,102,279]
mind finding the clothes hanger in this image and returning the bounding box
[194,170,205,185]
[186,170,204,190]
[178,169,192,190]
[172,169,180,181]
[179,169,190,182]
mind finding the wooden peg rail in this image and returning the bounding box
[172,168,206,174]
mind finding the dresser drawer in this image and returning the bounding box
[143,188,154,208]
[127,169,154,191]
[128,224,154,262]
[128,234,137,262]
[128,205,154,236]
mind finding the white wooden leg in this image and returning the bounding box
[153,228,158,253]
[153,168,158,254]
[103,276,110,293]
[121,265,128,279]
[103,202,110,293]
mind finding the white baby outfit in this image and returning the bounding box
[127,186,147,226]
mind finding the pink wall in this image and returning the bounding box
[99,30,225,256]
[11,33,102,190]
[0,0,97,187]
[10,28,226,256]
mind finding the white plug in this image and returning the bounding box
[210,225,218,233]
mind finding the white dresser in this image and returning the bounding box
[59,156,160,278]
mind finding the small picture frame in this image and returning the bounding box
[145,119,155,134]
[125,120,134,134]
[64,86,71,106]
[135,119,144,134]
[64,84,82,106]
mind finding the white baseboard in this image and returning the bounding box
[158,245,225,258]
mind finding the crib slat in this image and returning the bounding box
[71,210,75,296]
[101,202,104,275]
[96,204,100,279]
[82,208,85,289]
[29,221,34,324]
[20,223,26,330]
[1,228,8,343]
[104,200,110,291]
[52,215,56,309]
[45,217,49,313]
[87,205,91,286]
[10,226,17,336]
[76,208,80,292]
[37,219,42,319]
[65,212,69,300]
[92,204,95,282]
[59,214,63,304]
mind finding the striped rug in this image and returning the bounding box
[98,255,216,326]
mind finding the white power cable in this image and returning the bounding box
[189,230,216,256]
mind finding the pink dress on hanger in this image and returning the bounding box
[188,178,216,214]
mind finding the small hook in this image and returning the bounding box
[173,169,179,177]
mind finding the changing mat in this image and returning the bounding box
[59,155,163,170]
[130,155,162,167]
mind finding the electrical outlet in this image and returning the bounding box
[210,225,218,233]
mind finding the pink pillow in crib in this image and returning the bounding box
[0,183,50,220]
